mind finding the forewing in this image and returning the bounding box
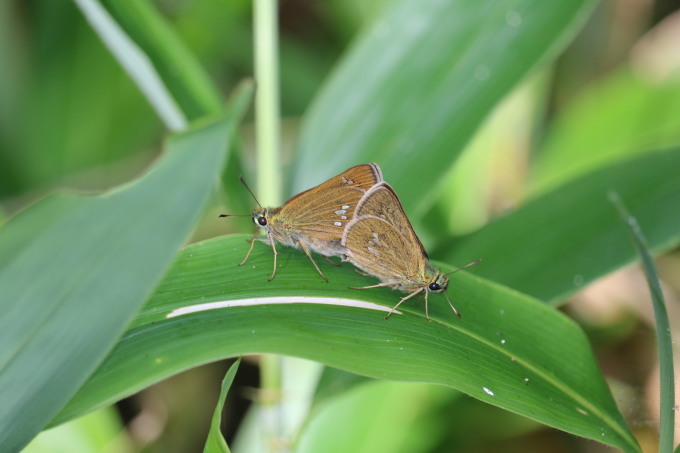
[281,186,365,240]
[354,183,428,257]
[283,163,382,205]
[343,216,422,281]
[279,163,383,240]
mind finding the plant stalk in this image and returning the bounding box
[254,0,285,451]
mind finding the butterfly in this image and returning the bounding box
[341,182,480,320]
[221,163,383,281]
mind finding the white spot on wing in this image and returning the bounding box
[335,209,347,215]
[334,221,342,226]
[368,246,380,256]
[341,215,347,220]
[342,205,350,210]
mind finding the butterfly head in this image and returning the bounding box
[426,272,449,293]
[252,208,269,228]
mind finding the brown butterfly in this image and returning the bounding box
[221,163,383,281]
[341,182,480,320]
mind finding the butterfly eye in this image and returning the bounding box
[257,216,268,226]
[428,282,441,291]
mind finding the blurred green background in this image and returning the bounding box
[2,0,679,452]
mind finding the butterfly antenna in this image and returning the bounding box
[239,175,263,208]
[446,258,482,276]
[218,214,251,218]
[442,290,461,318]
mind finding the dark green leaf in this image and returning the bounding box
[0,114,236,452]
[53,234,639,452]
[293,0,596,215]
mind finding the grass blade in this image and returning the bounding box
[203,359,241,453]
[609,191,675,453]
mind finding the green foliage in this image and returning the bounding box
[1,0,678,452]
[0,115,237,451]
[443,147,680,304]
[50,234,636,450]
[294,0,597,216]
[610,193,675,453]
[204,359,241,453]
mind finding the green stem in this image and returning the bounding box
[255,0,282,206]
[254,0,284,451]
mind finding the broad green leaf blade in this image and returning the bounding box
[441,147,680,304]
[204,359,241,453]
[97,0,223,121]
[609,192,675,453]
[293,0,596,215]
[0,115,235,452]
[54,235,639,452]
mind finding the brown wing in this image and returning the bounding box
[284,163,382,205]
[353,182,428,258]
[342,215,423,281]
[278,163,383,240]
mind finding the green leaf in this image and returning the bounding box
[24,407,131,453]
[204,359,241,453]
[609,192,675,453]
[74,0,187,131]
[531,69,680,195]
[98,0,223,121]
[298,381,456,453]
[54,235,639,452]
[0,114,236,452]
[441,147,680,304]
[293,0,596,215]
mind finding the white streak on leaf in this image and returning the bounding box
[167,297,401,318]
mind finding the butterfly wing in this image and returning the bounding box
[278,163,383,241]
[284,163,382,205]
[342,215,422,282]
[353,182,428,258]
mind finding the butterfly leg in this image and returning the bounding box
[323,256,342,267]
[239,235,259,266]
[442,290,461,318]
[348,282,397,290]
[424,290,431,322]
[353,269,373,277]
[267,233,279,282]
[386,288,424,320]
[297,241,328,282]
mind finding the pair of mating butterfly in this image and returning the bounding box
[221,163,479,320]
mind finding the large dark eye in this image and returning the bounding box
[257,216,268,226]
[428,282,441,291]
